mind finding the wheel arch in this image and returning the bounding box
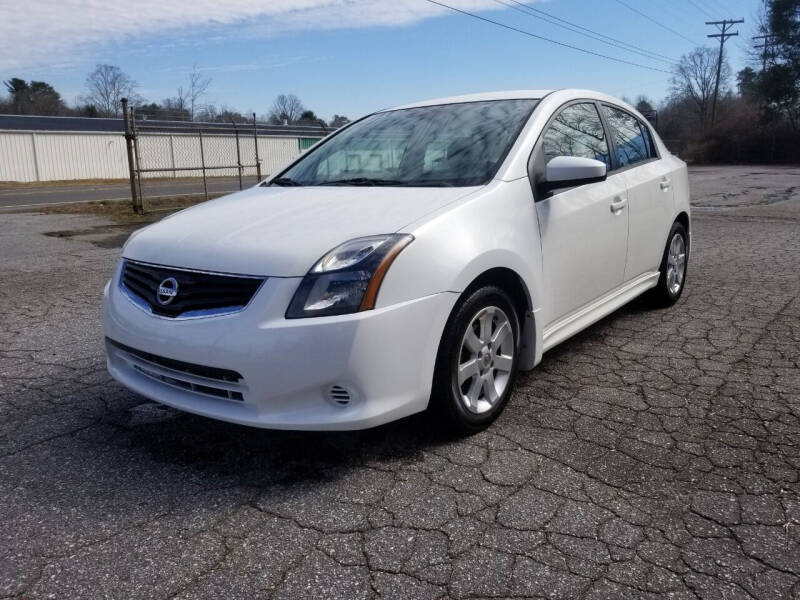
[675,210,692,241]
[449,265,539,371]
[662,211,691,259]
[676,211,690,235]
[460,267,531,320]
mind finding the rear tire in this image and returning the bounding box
[431,286,521,434]
[646,221,688,308]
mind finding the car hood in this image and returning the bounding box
[123,184,479,276]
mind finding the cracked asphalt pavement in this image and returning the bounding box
[1,165,799,599]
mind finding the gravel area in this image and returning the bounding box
[1,166,798,599]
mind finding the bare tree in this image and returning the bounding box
[162,96,190,120]
[670,47,729,132]
[268,94,305,124]
[168,86,189,118]
[195,103,219,122]
[82,64,141,117]
[188,65,211,121]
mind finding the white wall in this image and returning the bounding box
[0,130,306,183]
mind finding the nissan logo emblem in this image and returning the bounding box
[156,277,179,306]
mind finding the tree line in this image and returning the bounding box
[2,0,796,161]
[653,0,798,163]
[0,64,350,129]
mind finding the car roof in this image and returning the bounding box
[382,89,638,112]
[384,90,555,111]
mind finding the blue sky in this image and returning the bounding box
[2,0,761,120]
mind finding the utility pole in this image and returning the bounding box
[121,98,142,214]
[753,34,774,72]
[707,18,744,128]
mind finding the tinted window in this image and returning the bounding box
[640,121,657,158]
[276,99,537,187]
[542,103,611,169]
[603,106,650,167]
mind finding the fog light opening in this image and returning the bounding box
[327,385,353,407]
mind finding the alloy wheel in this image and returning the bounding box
[456,306,514,414]
[666,232,686,295]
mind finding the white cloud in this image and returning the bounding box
[0,0,524,71]
[154,56,322,75]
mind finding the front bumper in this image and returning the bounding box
[102,262,456,430]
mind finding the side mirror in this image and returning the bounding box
[544,156,607,191]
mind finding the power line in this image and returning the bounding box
[686,0,718,21]
[647,1,700,33]
[706,0,732,17]
[423,0,673,73]
[613,0,701,45]
[614,76,673,97]
[490,0,678,64]
[500,0,677,62]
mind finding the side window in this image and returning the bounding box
[603,105,650,167]
[639,121,658,158]
[542,103,611,169]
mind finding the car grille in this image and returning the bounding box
[120,259,264,318]
[107,338,246,401]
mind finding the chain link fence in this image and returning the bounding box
[121,98,325,213]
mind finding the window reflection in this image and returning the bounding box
[281,99,537,187]
[603,106,649,167]
[543,103,611,169]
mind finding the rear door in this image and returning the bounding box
[532,101,629,325]
[601,105,675,280]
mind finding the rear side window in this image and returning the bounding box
[542,103,611,169]
[640,122,658,158]
[602,105,650,168]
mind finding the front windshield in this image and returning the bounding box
[273,99,538,187]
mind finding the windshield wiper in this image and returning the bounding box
[317,177,405,186]
[271,176,301,186]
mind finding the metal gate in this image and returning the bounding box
[122,98,264,214]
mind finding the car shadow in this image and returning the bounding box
[122,402,460,487]
[119,294,660,487]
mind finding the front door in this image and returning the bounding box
[534,102,629,327]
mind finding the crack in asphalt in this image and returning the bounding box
[1,169,799,599]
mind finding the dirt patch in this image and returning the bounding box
[43,223,145,249]
[28,195,212,248]
[9,195,209,224]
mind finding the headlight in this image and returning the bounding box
[286,234,413,318]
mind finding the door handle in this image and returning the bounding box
[610,196,627,214]
[660,178,671,191]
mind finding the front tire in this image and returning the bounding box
[431,286,521,434]
[646,221,688,307]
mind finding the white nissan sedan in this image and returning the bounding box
[103,89,690,433]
